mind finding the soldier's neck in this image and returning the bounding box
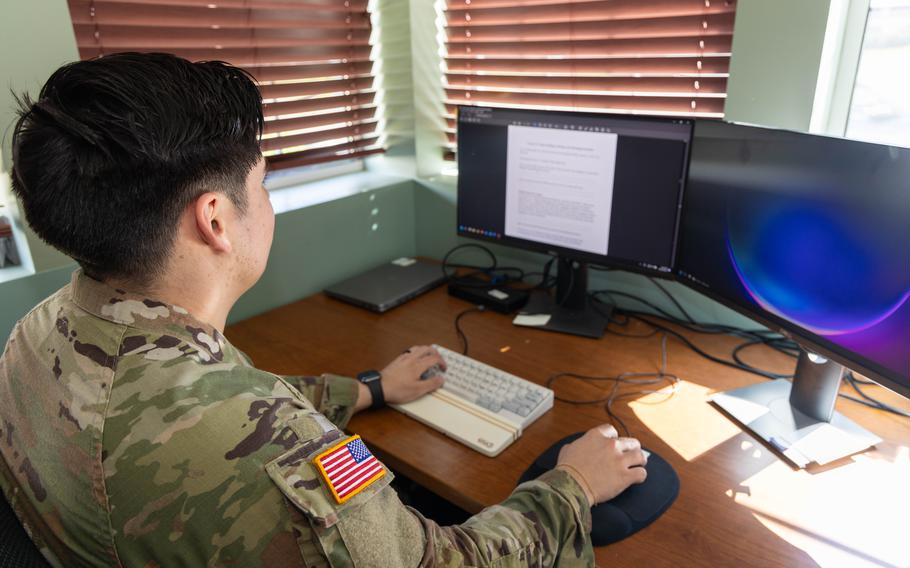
[105,268,238,333]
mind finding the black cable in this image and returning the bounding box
[605,322,660,339]
[650,277,695,323]
[592,290,806,372]
[454,305,486,356]
[441,243,496,278]
[731,339,793,378]
[592,290,682,322]
[617,307,908,416]
[532,255,558,290]
[441,243,527,288]
[593,289,780,340]
[546,334,679,436]
[622,311,790,380]
[846,372,876,385]
[555,261,575,306]
[843,373,910,418]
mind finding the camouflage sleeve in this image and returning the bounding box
[269,428,594,567]
[281,374,359,429]
[416,469,594,566]
[234,349,359,429]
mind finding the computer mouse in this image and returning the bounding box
[517,432,679,546]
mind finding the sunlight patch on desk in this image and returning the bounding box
[628,380,741,461]
[734,450,910,568]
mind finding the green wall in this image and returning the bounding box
[0,0,79,272]
[0,264,74,343]
[724,0,832,130]
[231,181,417,322]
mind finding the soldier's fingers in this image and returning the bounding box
[408,345,436,359]
[418,353,446,374]
[622,449,648,468]
[421,374,445,394]
[426,346,446,370]
[615,437,641,453]
[594,424,619,439]
[625,465,648,485]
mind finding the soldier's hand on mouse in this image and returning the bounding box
[380,345,447,404]
[556,424,648,505]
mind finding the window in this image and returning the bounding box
[439,0,739,160]
[67,0,384,170]
[846,0,910,147]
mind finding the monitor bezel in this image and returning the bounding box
[455,105,694,278]
[676,119,910,401]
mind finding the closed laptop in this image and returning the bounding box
[324,258,446,312]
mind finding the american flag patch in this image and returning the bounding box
[313,435,385,504]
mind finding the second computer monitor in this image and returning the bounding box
[456,107,693,274]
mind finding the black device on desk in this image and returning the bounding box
[456,106,694,338]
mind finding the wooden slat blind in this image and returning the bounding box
[442,0,738,159]
[67,0,384,169]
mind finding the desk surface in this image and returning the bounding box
[226,286,910,568]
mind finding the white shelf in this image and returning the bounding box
[0,171,36,283]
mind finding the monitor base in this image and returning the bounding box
[711,379,882,468]
[517,291,610,339]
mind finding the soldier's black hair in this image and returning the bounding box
[10,52,264,283]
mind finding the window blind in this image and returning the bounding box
[441,0,738,159]
[67,0,383,169]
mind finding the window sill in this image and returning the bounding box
[268,170,412,215]
[0,264,35,284]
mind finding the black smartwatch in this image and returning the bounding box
[357,370,385,410]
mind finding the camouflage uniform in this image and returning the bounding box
[0,270,594,567]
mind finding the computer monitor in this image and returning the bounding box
[457,106,693,337]
[677,119,910,467]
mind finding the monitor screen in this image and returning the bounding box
[457,107,693,274]
[677,120,910,398]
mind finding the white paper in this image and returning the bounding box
[504,126,618,255]
[513,314,552,327]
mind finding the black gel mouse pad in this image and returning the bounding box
[517,432,679,546]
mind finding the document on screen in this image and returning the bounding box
[504,125,618,255]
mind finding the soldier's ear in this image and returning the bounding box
[192,192,233,254]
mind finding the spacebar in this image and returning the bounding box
[391,392,519,457]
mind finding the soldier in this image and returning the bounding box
[0,53,648,567]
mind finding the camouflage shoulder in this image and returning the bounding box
[266,427,426,567]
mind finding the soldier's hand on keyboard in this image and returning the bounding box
[556,424,648,505]
[381,345,447,404]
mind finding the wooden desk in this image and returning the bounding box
[226,287,910,567]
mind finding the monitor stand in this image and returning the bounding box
[710,349,882,468]
[517,257,611,339]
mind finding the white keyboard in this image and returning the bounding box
[391,345,554,457]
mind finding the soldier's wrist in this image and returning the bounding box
[354,382,373,413]
[556,464,595,507]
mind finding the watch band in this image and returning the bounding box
[357,370,385,410]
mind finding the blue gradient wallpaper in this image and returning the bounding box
[678,120,910,391]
